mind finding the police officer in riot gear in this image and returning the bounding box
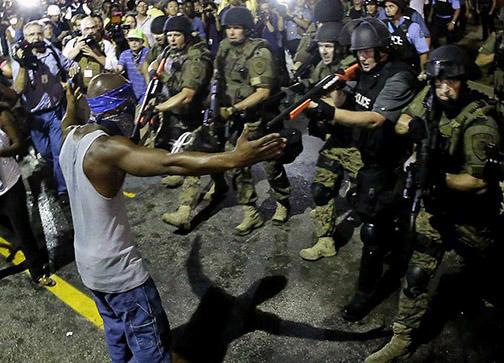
[365,45,502,363]
[383,0,429,71]
[215,6,292,235]
[292,0,345,74]
[311,18,417,321]
[298,22,362,261]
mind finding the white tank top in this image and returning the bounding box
[0,128,21,196]
[59,127,149,293]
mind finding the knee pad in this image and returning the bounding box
[311,183,333,206]
[404,266,430,299]
[360,223,378,246]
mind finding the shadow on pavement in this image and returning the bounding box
[171,236,390,363]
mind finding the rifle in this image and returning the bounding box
[188,69,227,152]
[403,83,440,236]
[130,46,170,139]
[266,63,359,130]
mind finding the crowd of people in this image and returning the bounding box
[0,0,504,362]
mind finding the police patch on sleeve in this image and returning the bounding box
[472,133,496,161]
[252,58,266,75]
[190,64,203,79]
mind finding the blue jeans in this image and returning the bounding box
[90,278,172,363]
[30,105,67,194]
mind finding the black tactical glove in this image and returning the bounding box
[408,116,427,143]
[305,98,335,121]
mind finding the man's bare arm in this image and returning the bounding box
[445,173,487,192]
[96,125,286,177]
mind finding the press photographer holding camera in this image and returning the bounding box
[12,21,78,201]
[63,16,118,93]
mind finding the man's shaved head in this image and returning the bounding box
[87,73,129,98]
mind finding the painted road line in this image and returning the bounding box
[0,237,103,329]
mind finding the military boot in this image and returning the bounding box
[234,205,264,236]
[161,175,184,188]
[299,237,337,261]
[271,201,290,225]
[341,290,374,322]
[364,323,413,363]
[162,205,191,230]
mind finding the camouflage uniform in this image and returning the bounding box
[366,86,502,362]
[308,57,362,239]
[156,39,212,149]
[158,39,215,224]
[215,37,290,206]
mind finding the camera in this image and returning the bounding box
[13,40,45,70]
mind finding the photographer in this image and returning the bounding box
[63,16,118,92]
[255,1,288,84]
[62,14,84,48]
[284,0,311,57]
[201,1,221,57]
[12,21,77,199]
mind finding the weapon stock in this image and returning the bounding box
[266,63,359,129]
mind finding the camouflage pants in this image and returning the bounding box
[395,208,497,330]
[178,174,228,207]
[312,144,362,238]
[225,120,290,205]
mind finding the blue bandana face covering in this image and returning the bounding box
[86,83,134,114]
[86,83,136,137]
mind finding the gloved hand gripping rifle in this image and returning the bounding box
[130,47,170,138]
[266,63,359,130]
[403,83,441,236]
[188,69,227,152]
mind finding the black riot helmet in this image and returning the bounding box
[314,0,345,23]
[315,22,344,43]
[425,45,469,80]
[222,6,255,30]
[163,15,192,36]
[339,18,391,52]
[151,15,168,35]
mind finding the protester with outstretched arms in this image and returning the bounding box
[59,73,285,363]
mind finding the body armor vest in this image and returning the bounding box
[425,91,501,224]
[353,61,412,167]
[216,38,270,107]
[384,18,420,71]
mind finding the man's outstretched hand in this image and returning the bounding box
[234,125,287,167]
